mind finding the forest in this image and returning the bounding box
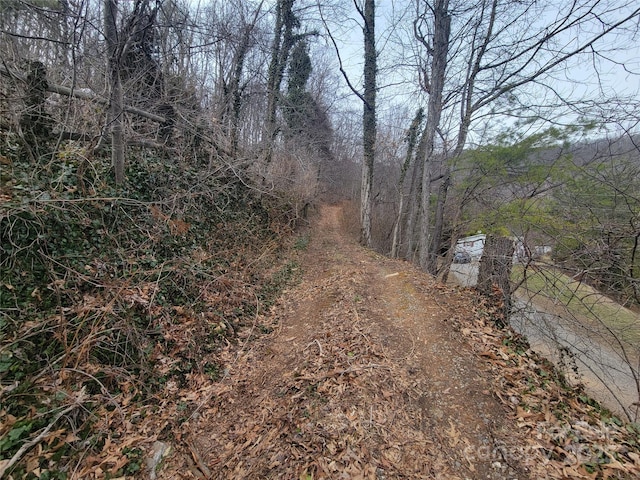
[1,0,639,478]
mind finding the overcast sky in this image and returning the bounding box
[313,0,640,139]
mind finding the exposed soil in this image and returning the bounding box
[156,204,640,479]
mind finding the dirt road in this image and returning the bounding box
[156,204,638,479]
[510,295,638,420]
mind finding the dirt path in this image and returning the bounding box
[154,204,638,479]
[158,204,526,478]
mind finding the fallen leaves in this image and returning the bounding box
[454,297,640,479]
[157,273,444,479]
[6,201,635,479]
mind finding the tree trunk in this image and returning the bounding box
[19,61,52,159]
[477,235,515,327]
[417,155,433,269]
[264,0,297,164]
[392,109,422,258]
[427,166,450,273]
[437,204,465,284]
[110,69,125,184]
[104,0,125,185]
[417,0,450,270]
[391,193,404,258]
[360,0,376,247]
[406,124,432,261]
[1,65,166,124]
[229,30,250,155]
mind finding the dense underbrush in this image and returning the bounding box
[0,138,303,478]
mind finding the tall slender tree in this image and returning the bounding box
[415,0,449,270]
[104,0,125,184]
[391,108,423,258]
[360,0,376,246]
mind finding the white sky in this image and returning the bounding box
[315,0,640,141]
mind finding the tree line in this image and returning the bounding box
[1,0,337,215]
[1,0,639,299]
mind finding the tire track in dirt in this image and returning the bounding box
[303,204,532,479]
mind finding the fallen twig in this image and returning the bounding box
[0,401,80,477]
[186,440,212,478]
[305,339,324,356]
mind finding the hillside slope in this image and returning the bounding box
[157,204,640,479]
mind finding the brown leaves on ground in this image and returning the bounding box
[151,204,640,479]
[18,203,633,479]
[182,300,441,478]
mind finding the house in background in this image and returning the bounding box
[455,233,486,259]
[456,233,552,264]
[513,239,553,263]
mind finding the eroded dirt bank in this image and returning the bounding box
[157,204,640,480]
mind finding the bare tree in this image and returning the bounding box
[316,0,377,245]
[391,107,423,257]
[225,1,266,156]
[413,0,449,270]
[407,0,640,274]
[104,0,125,184]
[359,0,376,246]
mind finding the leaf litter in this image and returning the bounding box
[14,203,631,479]
[150,204,640,479]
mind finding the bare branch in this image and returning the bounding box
[0,64,166,124]
[316,1,368,107]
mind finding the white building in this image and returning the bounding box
[455,233,486,259]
